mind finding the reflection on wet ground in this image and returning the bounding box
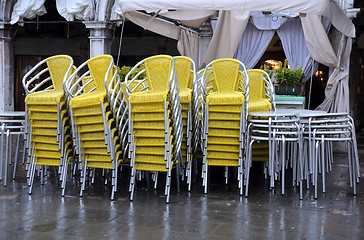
[0,151,363,239]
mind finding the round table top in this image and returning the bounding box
[249,109,327,118]
[0,111,25,117]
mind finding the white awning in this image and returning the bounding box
[116,0,355,38]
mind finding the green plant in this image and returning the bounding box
[275,59,304,83]
[260,64,274,79]
[117,65,146,82]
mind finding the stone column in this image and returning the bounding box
[83,21,113,58]
[0,23,14,112]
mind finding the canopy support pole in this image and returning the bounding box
[117,16,126,67]
[307,60,315,109]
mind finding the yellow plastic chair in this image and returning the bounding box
[22,55,75,196]
[247,69,275,112]
[245,69,276,183]
[125,55,182,203]
[200,58,249,194]
[65,54,126,200]
[174,56,196,191]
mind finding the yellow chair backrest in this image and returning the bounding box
[144,55,173,92]
[211,58,240,93]
[122,80,145,97]
[247,69,266,102]
[46,55,73,91]
[202,67,215,92]
[82,76,95,93]
[174,56,193,89]
[87,55,114,92]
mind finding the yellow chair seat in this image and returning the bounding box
[133,128,171,137]
[207,159,239,167]
[207,151,239,160]
[84,147,111,155]
[181,104,190,111]
[179,89,192,103]
[82,140,108,148]
[131,102,167,112]
[252,149,270,155]
[207,144,240,152]
[71,104,106,116]
[33,142,59,151]
[135,163,169,172]
[252,142,269,149]
[252,155,269,161]
[35,158,62,167]
[129,90,169,103]
[135,146,165,154]
[248,99,272,112]
[132,111,169,120]
[25,89,65,104]
[206,92,245,105]
[134,136,171,145]
[34,149,62,159]
[85,152,122,162]
[86,160,123,170]
[207,136,240,144]
[209,112,241,120]
[208,128,240,137]
[208,120,240,129]
[69,91,107,108]
[208,105,242,112]
[135,154,167,164]
[133,121,165,128]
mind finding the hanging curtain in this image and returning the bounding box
[301,14,337,67]
[301,14,351,113]
[202,10,251,66]
[316,35,351,113]
[177,29,199,64]
[277,18,318,81]
[234,21,274,69]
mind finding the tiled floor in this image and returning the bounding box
[0,145,363,239]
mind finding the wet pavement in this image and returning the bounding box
[0,143,363,239]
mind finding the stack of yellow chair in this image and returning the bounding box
[125,55,182,203]
[22,55,74,196]
[174,56,196,191]
[64,54,126,200]
[245,70,275,163]
[244,69,275,195]
[200,58,249,194]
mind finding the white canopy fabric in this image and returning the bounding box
[118,0,328,14]
[10,0,46,25]
[123,11,181,40]
[115,11,199,63]
[117,0,355,113]
[56,0,91,21]
[250,11,298,30]
[117,0,355,38]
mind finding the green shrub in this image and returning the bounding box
[275,59,304,83]
[117,65,146,82]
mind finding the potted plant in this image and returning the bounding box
[274,59,305,96]
[117,65,146,81]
